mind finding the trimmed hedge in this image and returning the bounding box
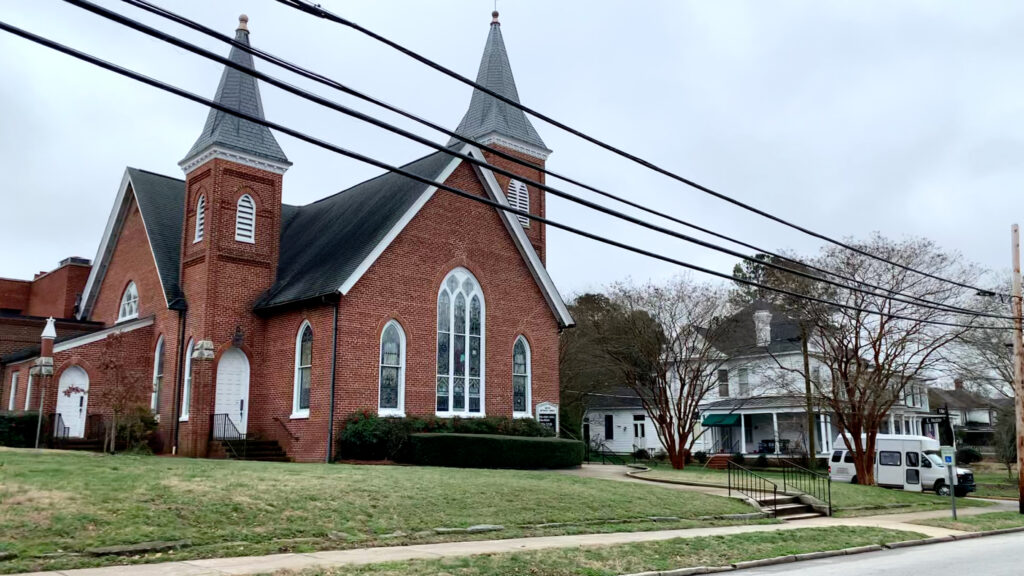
[0,413,45,447]
[405,433,584,469]
[336,411,553,461]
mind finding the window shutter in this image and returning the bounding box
[235,194,255,243]
[194,195,205,242]
[507,180,530,227]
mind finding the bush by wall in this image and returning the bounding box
[0,413,45,447]
[956,447,983,465]
[336,411,554,461]
[406,433,584,469]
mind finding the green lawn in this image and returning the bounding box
[0,448,759,574]
[912,511,1024,532]
[288,526,925,576]
[966,462,1019,500]
[639,465,990,516]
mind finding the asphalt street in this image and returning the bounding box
[740,532,1022,574]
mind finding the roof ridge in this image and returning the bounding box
[128,166,184,182]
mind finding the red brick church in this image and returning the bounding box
[0,13,573,462]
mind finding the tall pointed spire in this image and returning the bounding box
[181,15,290,172]
[449,11,550,159]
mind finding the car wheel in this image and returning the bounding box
[935,482,950,496]
[851,475,858,485]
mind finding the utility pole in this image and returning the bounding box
[1011,224,1024,515]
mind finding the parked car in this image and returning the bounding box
[828,434,975,497]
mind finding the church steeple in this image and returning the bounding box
[449,11,550,160]
[180,15,290,174]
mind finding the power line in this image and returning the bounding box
[0,19,1009,331]
[275,0,1008,298]
[75,0,1013,321]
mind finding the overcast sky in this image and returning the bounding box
[1,1,1020,298]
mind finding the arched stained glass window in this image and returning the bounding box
[379,320,405,415]
[436,268,484,415]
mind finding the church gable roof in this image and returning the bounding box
[448,13,549,156]
[256,149,459,309]
[181,18,289,168]
[79,168,186,319]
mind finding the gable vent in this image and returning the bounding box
[194,194,205,242]
[507,179,530,227]
[235,194,255,243]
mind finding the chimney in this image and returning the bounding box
[954,379,963,391]
[753,309,772,347]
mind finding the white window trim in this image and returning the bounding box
[179,339,193,421]
[378,320,406,417]
[235,193,256,244]
[118,281,139,322]
[291,321,312,419]
[193,194,205,243]
[8,372,19,411]
[435,267,486,418]
[24,373,34,411]
[512,335,532,418]
[151,335,164,412]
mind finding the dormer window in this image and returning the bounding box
[194,194,205,243]
[507,180,530,227]
[235,194,255,243]
[118,281,139,321]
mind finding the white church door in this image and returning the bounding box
[214,347,250,437]
[56,366,89,438]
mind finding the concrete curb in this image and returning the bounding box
[616,526,1024,576]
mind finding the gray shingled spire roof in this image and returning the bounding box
[182,16,289,165]
[448,12,548,153]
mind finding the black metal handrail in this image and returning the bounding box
[781,459,832,516]
[85,414,106,442]
[728,461,778,517]
[211,413,247,459]
[585,440,626,465]
[51,413,70,448]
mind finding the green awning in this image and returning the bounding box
[701,414,740,427]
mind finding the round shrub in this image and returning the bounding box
[0,412,45,447]
[731,452,746,465]
[956,447,983,465]
[754,453,769,469]
[405,433,584,469]
[694,450,708,465]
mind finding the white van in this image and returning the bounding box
[829,434,975,497]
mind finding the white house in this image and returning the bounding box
[583,301,931,458]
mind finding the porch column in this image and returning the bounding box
[772,412,780,454]
[739,414,747,454]
[818,414,827,454]
[889,413,895,435]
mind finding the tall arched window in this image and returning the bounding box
[379,320,406,416]
[118,281,139,321]
[179,339,194,421]
[151,335,164,412]
[194,194,205,242]
[513,336,531,416]
[507,179,530,227]
[436,268,484,416]
[235,194,255,243]
[292,322,312,417]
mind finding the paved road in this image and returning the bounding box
[741,532,1024,575]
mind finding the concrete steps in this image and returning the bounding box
[211,439,290,462]
[756,495,825,520]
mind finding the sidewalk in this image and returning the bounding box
[12,467,1008,576]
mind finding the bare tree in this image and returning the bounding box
[596,277,733,469]
[94,332,151,453]
[802,235,983,485]
[946,283,1015,398]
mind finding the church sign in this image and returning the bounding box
[536,402,559,434]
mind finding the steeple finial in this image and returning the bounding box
[491,10,499,25]
[238,14,249,32]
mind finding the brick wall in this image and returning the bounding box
[27,263,91,318]
[481,146,546,264]
[0,279,30,312]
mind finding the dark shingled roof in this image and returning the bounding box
[581,387,646,410]
[709,300,803,356]
[128,168,186,308]
[448,17,548,152]
[704,395,808,411]
[255,149,458,309]
[928,387,1005,412]
[182,24,289,165]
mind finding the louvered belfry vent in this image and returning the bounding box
[235,194,255,242]
[507,179,530,227]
